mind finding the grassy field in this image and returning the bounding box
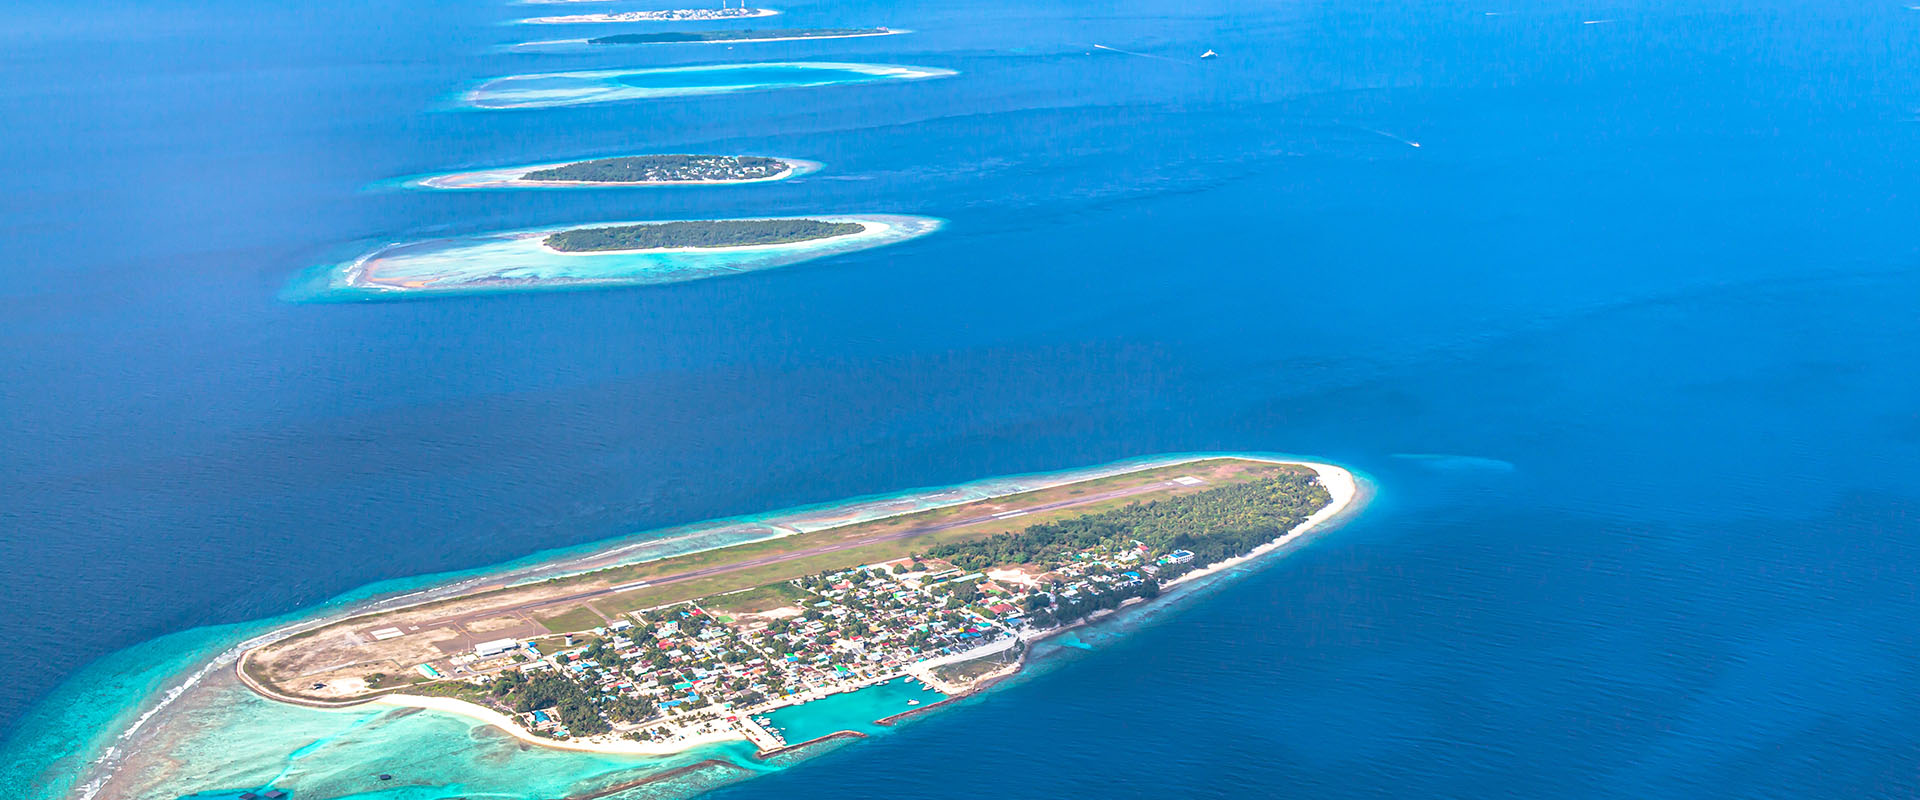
[536,606,609,634]
[701,582,813,616]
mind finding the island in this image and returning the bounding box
[587,27,895,45]
[464,62,957,110]
[524,7,779,24]
[236,457,1357,755]
[285,214,942,300]
[526,154,791,184]
[411,153,818,190]
[545,219,866,252]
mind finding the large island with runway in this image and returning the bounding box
[286,214,940,300]
[239,457,1356,756]
[39,454,1361,800]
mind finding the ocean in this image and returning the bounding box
[4,0,1920,796]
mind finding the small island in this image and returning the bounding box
[523,154,792,184]
[525,7,778,24]
[286,214,942,300]
[588,27,894,45]
[545,219,865,253]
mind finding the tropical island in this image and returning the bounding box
[235,457,1357,755]
[287,214,940,300]
[524,154,793,184]
[412,153,816,190]
[587,27,894,45]
[544,219,865,253]
[524,7,778,24]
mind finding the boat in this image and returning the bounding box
[1200,49,1218,59]
[907,699,921,706]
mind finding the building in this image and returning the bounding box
[474,638,520,659]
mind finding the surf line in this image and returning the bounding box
[1347,124,1423,148]
[1090,43,1194,65]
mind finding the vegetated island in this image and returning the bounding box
[524,154,793,184]
[411,153,816,190]
[237,457,1357,756]
[544,218,865,253]
[588,27,893,45]
[525,7,778,24]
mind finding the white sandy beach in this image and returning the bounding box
[1161,460,1359,592]
[369,693,747,755]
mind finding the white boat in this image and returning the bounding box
[1200,49,1218,59]
[907,699,921,706]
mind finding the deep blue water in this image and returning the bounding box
[5,0,1920,796]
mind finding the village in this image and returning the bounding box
[424,539,1199,752]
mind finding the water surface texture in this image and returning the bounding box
[5,0,1920,797]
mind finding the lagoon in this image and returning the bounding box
[465,62,956,109]
[763,679,948,748]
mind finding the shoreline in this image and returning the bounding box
[306,213,940,298]
[560,29,907,48]
[335,460,1361,759]
[367,694,750,754]
[460,62,957,111]
[412,157,821,191]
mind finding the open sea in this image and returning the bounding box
[5,0,1920,796]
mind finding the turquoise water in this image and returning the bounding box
[284,215,942,300]
[465,62,955,109]
[763,679,949,746]
[12,0,1920,797]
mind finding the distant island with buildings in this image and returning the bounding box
[235,457,1357,755]
[411,154,816,190]
[587,27,896,45]
[524,154,796,184]
[524,7,779,24]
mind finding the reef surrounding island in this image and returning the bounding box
[286,214,941,300]
[412,154,818,190]
[464,62,956,109]
[26,454,1362,800]
[587,27,896,45]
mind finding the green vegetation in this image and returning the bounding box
[588,28,887,45]
[536,606,608,634]
[544,219,864,253]
[522,154,789,184]
[704,582,811,615]
[924,472,1331,573]
[490,670,613,736]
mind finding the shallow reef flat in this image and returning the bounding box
[286,215,942,301]
[463,62,956,109]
